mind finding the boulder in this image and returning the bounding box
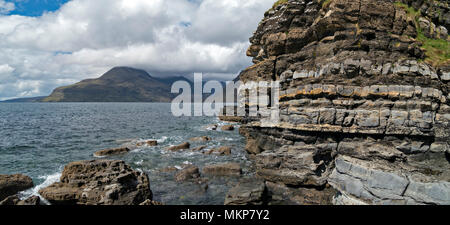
[189,136,212,142]
[39,160,152,205]
[175,165,201,182]
[216,146,232,156]
[167,142,190,151]
[203,163,242,176]
[0,174,34,201]
[94,147,130,157]
[221,125,235,131]
[225,178,266,205]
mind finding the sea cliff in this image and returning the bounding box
[237,0,450,205]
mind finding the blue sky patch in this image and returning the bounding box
[7,0,69,17]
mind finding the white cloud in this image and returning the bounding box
[0,0,274,100]
[0,0,14,15]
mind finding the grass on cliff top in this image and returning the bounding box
[272,0,288,9]
[395,2,450,66]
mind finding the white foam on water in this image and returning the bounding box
[135,160,144,165]
[157,136,168,143]
[174,165,183,170]
[131,148,143,153]
[19,172,62,205]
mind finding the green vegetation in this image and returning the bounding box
[395,2,450,66]
[417,30,450,66]
[272,0,288,9]
[321,0,332,9]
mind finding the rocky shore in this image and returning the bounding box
[234,0,450,205]
[0,127,244,205]
[1,0,448,206]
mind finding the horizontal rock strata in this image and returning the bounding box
[238,0,450,205]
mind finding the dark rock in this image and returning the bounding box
[0,174,34,201]
[94,147,130,157]
[39,160,152,205]
[225,178,266,205]
[221,125,235,131]
[175,166,201,182]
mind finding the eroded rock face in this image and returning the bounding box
[0,174,34,201]
[239,0,450,205]
[225,178,266,205]
[39,160,152,205]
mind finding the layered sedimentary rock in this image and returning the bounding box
[39,160,152,205]
[239,0,450,205]
[0,174,34,201]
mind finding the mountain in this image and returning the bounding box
[1,96,46,103]
[43,67,188,102]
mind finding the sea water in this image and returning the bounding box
[0,103,250,205]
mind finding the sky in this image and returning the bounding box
[0,0,274,100]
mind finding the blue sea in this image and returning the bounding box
[0,103,250,205]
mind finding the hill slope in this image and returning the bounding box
[43,67,185,102]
